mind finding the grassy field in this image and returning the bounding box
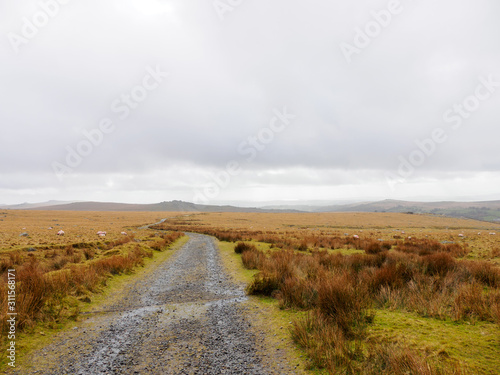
[0,210,186,370]
[0,210,182,250]
[2,210,500,374]
[154,212,500,374]
[156,212,500,262]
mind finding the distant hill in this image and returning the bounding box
[26,200,300,213]
[0,200,76,210]
[315,199,500,222]
[4,198,500,222]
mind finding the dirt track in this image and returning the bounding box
[11,233,298,374]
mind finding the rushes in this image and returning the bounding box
[149,232,183,251]
[0,231,184,336]
[234,242,257,254]
[235,240,499,373]
[241,245,500,324]
[156,222,472,259]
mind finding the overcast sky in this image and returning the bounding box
[1,0,499,205]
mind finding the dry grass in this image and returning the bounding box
[159,212,500,231]
[0,210,183,251]
[242,244,497,373]
[3,211,500,373]
[157,212,500,374]
[0,211,184,339]
[152,212,500,260]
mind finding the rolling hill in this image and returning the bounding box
[315,199,500,222]
[22,200,300,213]
[3,199,500,222]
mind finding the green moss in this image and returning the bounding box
[328,248,366,255]
[217,241,259,284]
[367,309,500,374]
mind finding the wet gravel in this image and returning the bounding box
[12,233,292,374]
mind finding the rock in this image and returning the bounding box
[28,247,37,252]
[19,232,29,237]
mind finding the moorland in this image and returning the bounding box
[1,210,500,374]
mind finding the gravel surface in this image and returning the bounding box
[11,233,297,374]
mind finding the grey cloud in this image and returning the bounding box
[0,0,499,203]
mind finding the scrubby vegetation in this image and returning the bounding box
[154,212,500,374]
[0,211,184,341]
[234,239,500,373]
[152,221,472,257]
[3,211,500,373]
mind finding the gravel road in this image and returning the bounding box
[11,233,297,374]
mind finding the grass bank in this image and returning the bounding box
[0,232,187,372]
[217,240,318,374]
[221,239,500,374]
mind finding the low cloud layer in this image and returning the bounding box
[1,0,499,204]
